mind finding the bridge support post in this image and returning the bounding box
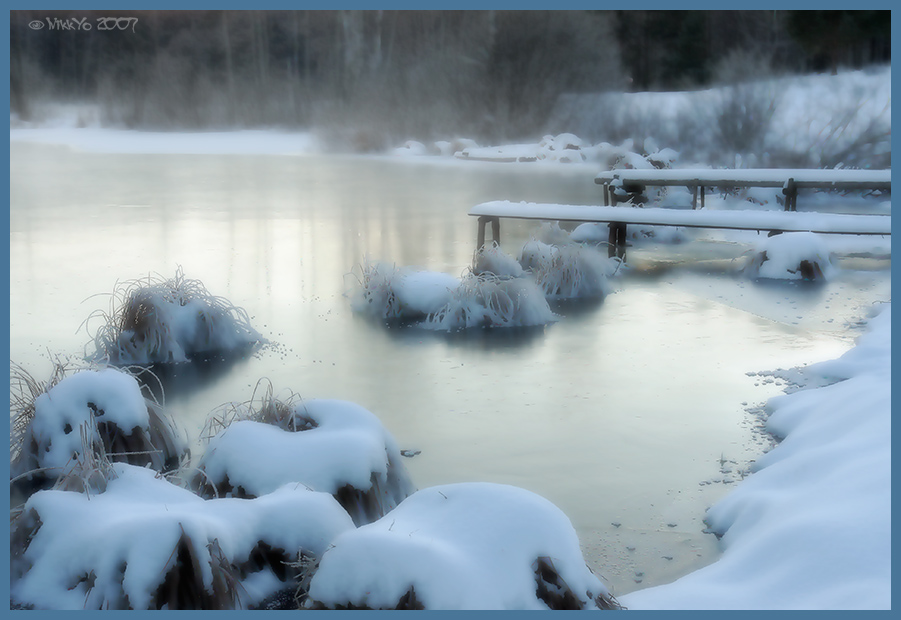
[783,178,798,211]
[477,216,501,249]
[608,222,628,260]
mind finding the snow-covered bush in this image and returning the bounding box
[743,232,836,281]
[195,386,415,526]
[84,268,262,365]
[10,463,354,610]
[306,483,621,610]
[349,261,459,322]
[424,273,556,331]
[10,364,189,499]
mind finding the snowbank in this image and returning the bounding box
[307,483,620,610]
[621,303,891,610]
[10,463,355,610]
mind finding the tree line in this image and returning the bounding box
[9,10,890,145]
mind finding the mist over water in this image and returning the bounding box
[9,142,888,595]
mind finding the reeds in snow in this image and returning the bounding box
[9,362,189,505]
[424,272,556,331]
[82,267,261,365]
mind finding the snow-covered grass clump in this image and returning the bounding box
[350,256,556,331]
[518,224,620,300]
[195,385,415,526]
[349,261,459,322]
[10,364,189,498]
[424,273,556,331]
[307,483,621,610]
[473,243,526,278]
[84,268,262,365]
[744,232,836,281]
[10,462,354,610]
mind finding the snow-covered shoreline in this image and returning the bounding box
[622,302,891,610]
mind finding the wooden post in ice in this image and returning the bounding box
[783,178,798,211]
[477,215,501,249]
[607,222,628,260]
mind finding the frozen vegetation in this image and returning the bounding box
[194,387,415,526]
[11,463,355,609]
[83,268,263,365]
[10,365,189,499]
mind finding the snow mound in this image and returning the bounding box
[744,232,836,281]
[424,273,556,331]
[307,483,620,610]
[85,269,263,365]
[10,367,188,490]
[10,463,355,610]
[196,397,415,526]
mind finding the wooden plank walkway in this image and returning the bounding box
[595,168,892,210]
[470,201,891,260]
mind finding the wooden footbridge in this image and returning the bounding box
[471,168,891,260]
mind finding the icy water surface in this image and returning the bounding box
[9,142,890,597]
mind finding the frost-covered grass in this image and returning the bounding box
[351,224,620,330]
[347,260,459,322]
[10,363,189,503]
[83,268,262,365]
[307,483,621,610]
[194,382,415,526]
[472,243,526,278]
[424,272,557,331]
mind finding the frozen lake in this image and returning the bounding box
[9,141,890,596]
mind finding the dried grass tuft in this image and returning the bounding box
[347,260,405,320]
[425,272,555,330]
[200,378,312,443]
[10,362,189,507]
[81,266,260,365]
